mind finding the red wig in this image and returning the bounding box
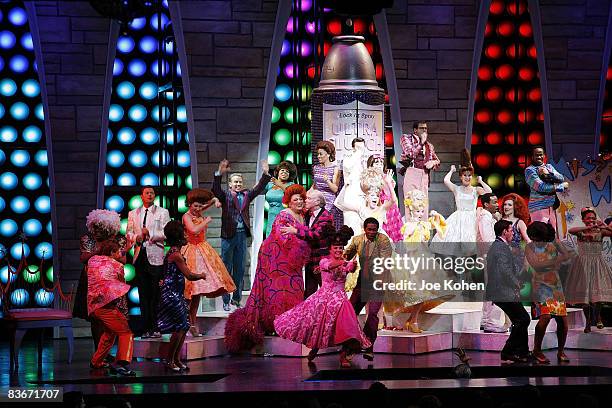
[282,184,307,206]
[501,193,530,224]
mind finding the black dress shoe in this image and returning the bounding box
[501,352,528,363]
[110,365,136,376]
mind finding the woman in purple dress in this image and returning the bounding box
[224,185,311,352]
[274,226,370,368]
[311,140,342,229]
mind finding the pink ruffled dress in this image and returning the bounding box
[273,258,371,350]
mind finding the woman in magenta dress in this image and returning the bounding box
[224,185,311,352]
[274,226,370,368]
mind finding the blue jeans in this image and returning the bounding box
[221,231,247,305]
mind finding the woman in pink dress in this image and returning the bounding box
[182,188,236,337]
[274,226,370,368]
[224,185,311,352]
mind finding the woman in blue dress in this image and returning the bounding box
[158,221,205,372]
[264,161,297,237]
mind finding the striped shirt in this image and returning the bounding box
[525,164,565,212]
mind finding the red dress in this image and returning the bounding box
[224,210,310,352]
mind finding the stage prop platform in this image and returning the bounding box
[131,303,610,360]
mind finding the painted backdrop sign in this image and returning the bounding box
[323,101,384,164]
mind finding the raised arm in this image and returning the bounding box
[476,175,493,195]
[443,165,457,193]
[182,212,210,235]
[247,160,273,201]
[212,160,229,202]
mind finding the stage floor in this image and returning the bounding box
[2,338,612,407]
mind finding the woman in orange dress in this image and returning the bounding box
[182,188,236,336]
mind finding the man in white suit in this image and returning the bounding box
[127,186,170,338]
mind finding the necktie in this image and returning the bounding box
[142,208,149,228]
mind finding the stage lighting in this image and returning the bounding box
[0,78,17,95]
[128,195,142,210]
[10,288,29,307]
[20,32,33,50]
[0,266,17,284]
[10,196,29,214]
[124,264,136,282]
[177,150,190,167]
[104,173,113,186]
[271,107,281,123]
[35,103,44,120]
[35,289,54,307]
[128,150,147,167]
[46,221,52,235]
[22,79,40,97]
[275,84,291,102]
[117,127,137,144]
[23,219,42,236]
[107,150,125,167]
[34,150,48,166]
[117,173,137,186]
[117,36,135,53]
[21,125,42,143]
[128,287,140,304]
[268,151,281,166]
[139,82,156,99]
[9,54,28,72]
[35,242,53,259]
[8,7,27,26]
[163,128,181,145]
[150,13,169,31]
[0,196,4,211]
[274,129,291,146]
[34,196,50,213]
[23,265,40,283]
[1,126,18,142]
[151,105,169,122]
[150,59,169,76]
[140,173,159,186]
[130,16,146,30]
[140,127,159,144]
[46,266,53,282]
[177,105,187,122]
[150,150,170,167]
[113,59,124,76]
[283,107,296,124]
[0,219,18,237]
[128,59,146,76]
[10,101,29,120]
[117,81,135,99]
[105,195,124,212]
[0,31,16,49]
[128,104,147,122]
[185,175,192,189]
[108,104,124,122]
[0,172,18,190]
[11,242,30,259]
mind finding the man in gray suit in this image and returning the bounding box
[485,220,530,363]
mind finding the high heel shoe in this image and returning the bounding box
[307,348,318,362]
[406,322,423,333]
[188,325,203,337]
[596,321,604,329]
[339,350,352,368]
[176,361,189,371]
[165,363,181,372]
[557,352,570,363]
[532,351,550,364]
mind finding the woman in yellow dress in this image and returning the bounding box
[182,188,236,336]
[384,189,452,333]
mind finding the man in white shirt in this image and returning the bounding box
[126,186,170,338]
[477,193,509,333]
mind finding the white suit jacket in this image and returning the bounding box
[126,205,170,266]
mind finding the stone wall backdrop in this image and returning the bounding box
[538,0,610,160]
[386,0,481,215]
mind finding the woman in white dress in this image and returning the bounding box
[429,149,492,257]
[335,137,366,233]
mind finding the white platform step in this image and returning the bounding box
[133,335,226,360]
[251,336,339,357]
[374,330,453,354]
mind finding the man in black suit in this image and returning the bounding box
[486,219,530,363]
[213,159,271,311]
